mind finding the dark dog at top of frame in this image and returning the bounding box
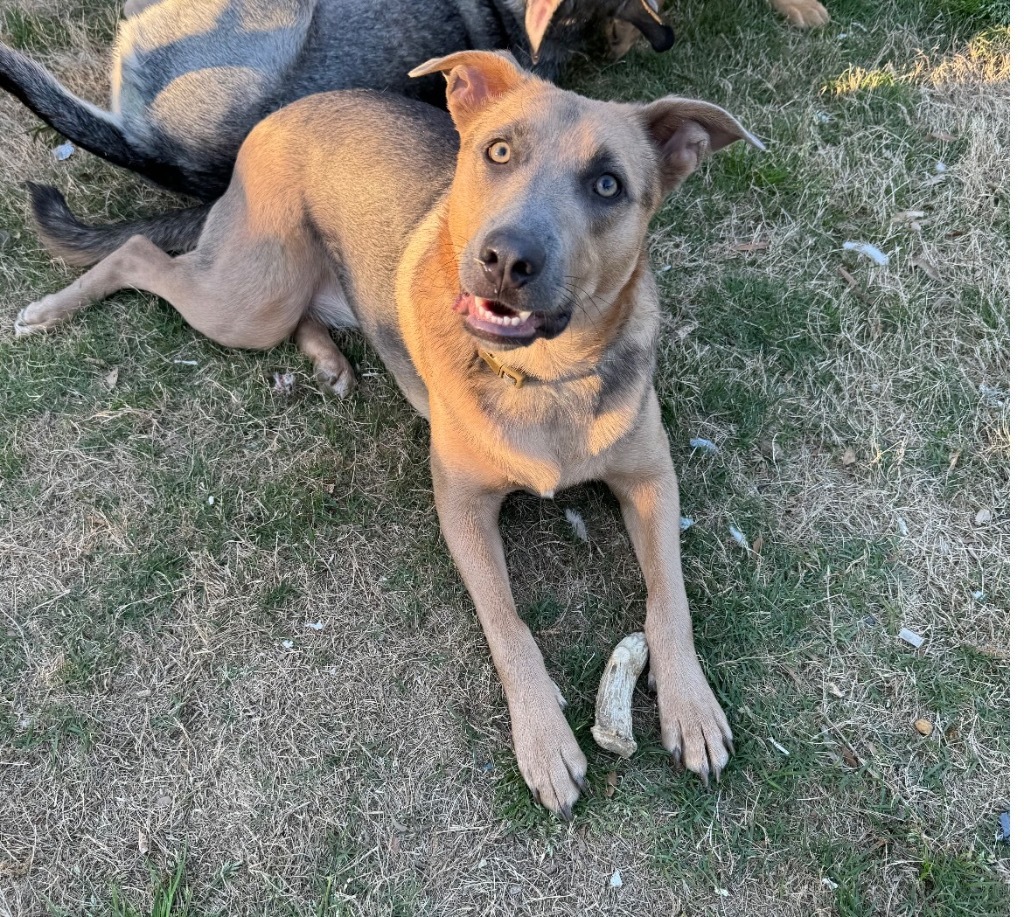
[15,47,764,815]
[0,0,827,201]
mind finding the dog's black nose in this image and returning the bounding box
[479,230,546,292]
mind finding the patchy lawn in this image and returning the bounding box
[0,0,1009,914]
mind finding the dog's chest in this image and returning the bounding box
[474,380,643,495]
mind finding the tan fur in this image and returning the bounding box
[16,53,762,816]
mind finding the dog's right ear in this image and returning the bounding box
[409,51,529,130]
[639,97,765,196]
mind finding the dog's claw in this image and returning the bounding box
[557,802,574,822]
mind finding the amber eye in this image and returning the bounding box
[594,174,620,198]
[487,140,512,164]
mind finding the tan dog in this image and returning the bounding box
[16,51,762,816]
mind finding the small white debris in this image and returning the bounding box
[689,437,719,454]
[609,870,623,889]
[935,161,947,173]
[972,590,986,602]
[206,495,215,505]
[173,359,199,366]
[104,367,119,389]
[281,639,294,650]
[768,737,791,756]
[304,621,326,631]
[837,31,848,38]
[52,141,74,161]
[896,517,908,536]
[974,508,992,526]
[138,828,149,854]
[659,264,672,273]
[271,371,296,396]
[729,525,749,549]
[899,628,924,649]
[679,516,694,532]
[815,111,833,124]
[715,887,730,898]
[842,241,889,266]
[565,509,589,543]
[979,384,1006,407]
[821,877,839,891]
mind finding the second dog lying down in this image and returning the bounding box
[18,51,761,814]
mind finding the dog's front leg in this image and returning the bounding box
[431,451,588,817]
[606,419,733,785]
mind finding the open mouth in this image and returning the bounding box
[454,294,544,342]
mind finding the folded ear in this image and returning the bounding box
[639,97,765,194]
[615,0,675,53]
[524,0,564,56]
[409,51,529,129]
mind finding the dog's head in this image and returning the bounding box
[410,51,762,351]
[526,0,675,62]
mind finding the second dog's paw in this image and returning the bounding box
[772,0,830,28]
[14,304,60,338]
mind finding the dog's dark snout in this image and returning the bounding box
[479,230,546,291]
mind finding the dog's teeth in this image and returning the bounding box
[517,310,532,319]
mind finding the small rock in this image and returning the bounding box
[609,870,623,889]
[997,811,1010,842]
[914,718,933,736]
[899,628,924,649]
[155,795,172,810]
[974,508,992,526]
[689,437,719,454]
[138,828,149,854]
[841,447,856,466]
[104,367,119,389]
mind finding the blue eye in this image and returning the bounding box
[594,174,620,198]
[487,141,511,163]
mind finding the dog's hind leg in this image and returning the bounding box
[294,317,355,399]
[15,235,172,337]
[17,227,317,355]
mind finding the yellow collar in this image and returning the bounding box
[479,350,526,387]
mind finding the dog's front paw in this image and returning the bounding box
[649,663,733,785]
[510,687,588,818]
[771,0,830,28]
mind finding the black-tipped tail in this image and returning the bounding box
[1,42,217,197]
[28,183,212,267]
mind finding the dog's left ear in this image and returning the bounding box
[639,97,764,195]
[523,0,564,56]
[410,51,529,129]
